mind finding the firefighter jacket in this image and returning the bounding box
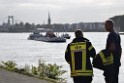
[93,49,114,70]
[65,37,96,77]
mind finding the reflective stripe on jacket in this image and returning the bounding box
[93,49,114,70]
[70,42,93,76]
[99,50,113,66]
[65,37,96,77]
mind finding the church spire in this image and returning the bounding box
[48,12,51,25]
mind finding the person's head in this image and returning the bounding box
[105,19,114,32]
[75,29,83,38]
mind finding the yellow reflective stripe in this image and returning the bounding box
[71,70,93,76]
[71,42,86,46]
[70,43,86,50]
[70,42,94,77]
[82,49,86,70]
[71,51,75,71]
[71,72,93,76]
[71,74,93,76]
[99,51,107,63]
[104,53,113,65]
[70,42,87,73]
[71,49,83,52]
[72,70,93,73]
[99,51,113,66]
[88,45,93,51]
[104,62,113,66]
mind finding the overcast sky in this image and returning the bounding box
[0,0,124,24]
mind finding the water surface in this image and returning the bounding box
[0,32,124,83]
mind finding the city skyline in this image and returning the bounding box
[0,0,124,24]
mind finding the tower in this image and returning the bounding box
[48,12,51,25]
[8,16,14,25]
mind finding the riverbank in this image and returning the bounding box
[0,68,54,83]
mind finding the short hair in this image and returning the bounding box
[105,19,114,27]
[75,29,83,38]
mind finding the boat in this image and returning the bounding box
[28,32,43,40]
[28,31,66,42]
[35,36,66,42]
[61,25,71,39]
[61,33,71,39]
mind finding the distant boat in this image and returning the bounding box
[28,32,43,40]
[61,33,71,39]
[61,25,71,39]
[28,31,66,42]
[35,36,66,42]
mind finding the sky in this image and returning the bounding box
[0,0,124,24]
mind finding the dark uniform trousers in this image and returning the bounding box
[73,76,92,83]
[104,66,120,83]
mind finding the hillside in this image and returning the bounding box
[110,14,124,31]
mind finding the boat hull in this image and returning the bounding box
[35,37,66,42]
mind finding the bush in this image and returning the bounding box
[32,65,38,75]
[0,60,67,83]
[37,59,67,83]
[1,61,17,71]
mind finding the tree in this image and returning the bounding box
[110,15,124,31]
[25,22,31,31]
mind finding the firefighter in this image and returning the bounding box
[93,20,122,83]
[65,29,96,83]
[104,20,122,83]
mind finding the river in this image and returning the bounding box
[0,32,124,83]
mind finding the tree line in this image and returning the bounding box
[110,14,124,31]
